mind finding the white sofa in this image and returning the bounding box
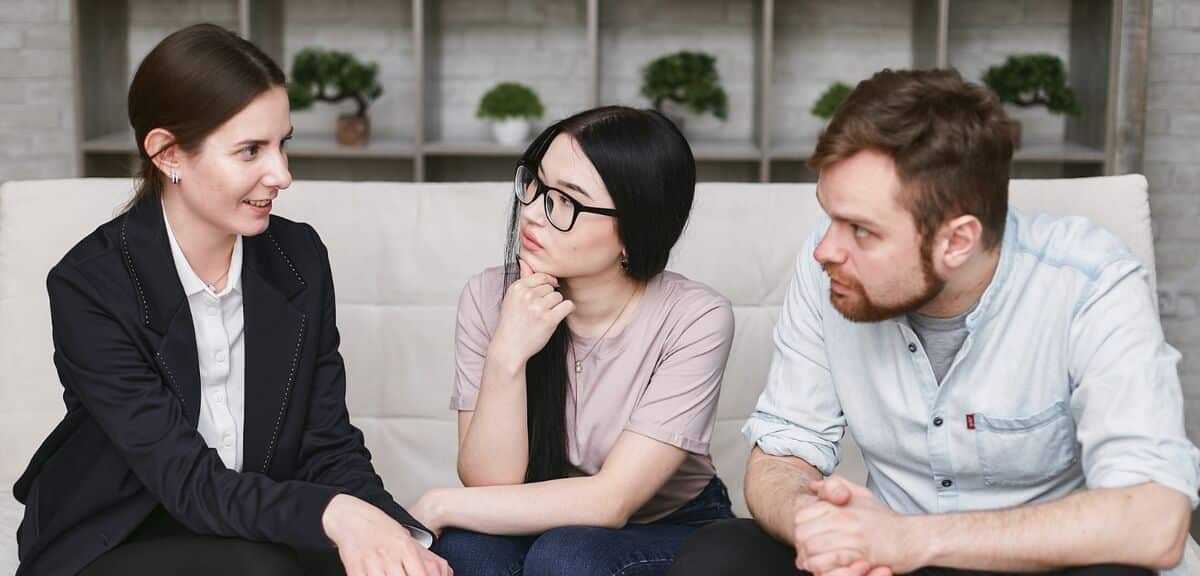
[1,175,1195,574]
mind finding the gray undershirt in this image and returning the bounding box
[907,304,976,384]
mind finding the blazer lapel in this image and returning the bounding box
[242,229,308,474]
[121,194,202,424]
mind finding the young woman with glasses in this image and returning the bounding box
[409,106,737,575]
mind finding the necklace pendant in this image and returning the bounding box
[575,361,583,373]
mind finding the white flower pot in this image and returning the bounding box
[492,118,531,146]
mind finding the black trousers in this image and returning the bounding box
[668,519,1156,576]
[79,506,346,576]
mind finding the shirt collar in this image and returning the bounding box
[163,204,243,298]
[963,208,1017,329]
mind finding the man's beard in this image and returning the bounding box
[823,240,945,323]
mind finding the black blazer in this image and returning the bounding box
[13,193,427,576]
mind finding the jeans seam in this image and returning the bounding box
[613,558,673,576]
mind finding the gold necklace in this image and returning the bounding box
[203,267,230,292]
[571,286,637,374]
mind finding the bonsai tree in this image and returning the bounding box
[476,82,545,121]
[811,81,854,120]
[640,51,729,121]
[288,48,383,119]
[982,53,1081,117]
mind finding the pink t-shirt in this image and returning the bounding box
[451,267,735,522]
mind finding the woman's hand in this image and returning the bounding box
[487,259,575,368]
[322,493,452,576]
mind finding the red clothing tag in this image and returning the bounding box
[966,414,976,430]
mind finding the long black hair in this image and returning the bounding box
[505,105,696,482]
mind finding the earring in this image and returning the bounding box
[169,170,180,184]
[620,252,631,273]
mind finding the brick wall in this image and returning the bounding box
[0,0,75,182]
[1148,0,1200,443]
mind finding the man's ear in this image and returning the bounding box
[939,215,983,270]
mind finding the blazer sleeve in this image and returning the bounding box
[293,224,434,546]
[46,263,341,550]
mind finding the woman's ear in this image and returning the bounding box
[143,128,180,175]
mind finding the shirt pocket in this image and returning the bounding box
[973,401,1078,488]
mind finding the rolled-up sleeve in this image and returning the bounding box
[1068,257,1200,508]
[742,226,846,477]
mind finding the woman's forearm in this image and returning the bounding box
[428,475,631,535]
[457,351,531,485]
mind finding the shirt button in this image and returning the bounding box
[207,306,218,317]
[941,479,953,488]
[215,350,226,363]
[908,343,918,353]
[224,436,234,448]
[933,417,944,427]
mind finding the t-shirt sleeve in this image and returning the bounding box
[624,294,735,455]
[451,270,501,411]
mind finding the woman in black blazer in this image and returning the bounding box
[13,24,448,576]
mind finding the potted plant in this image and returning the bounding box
[477,82,545,146]
[982,53,1081,148]
[288,48,383,147]
[811,81,854,121]
[640,51,728,130]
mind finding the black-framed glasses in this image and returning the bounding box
[514,164,618,232]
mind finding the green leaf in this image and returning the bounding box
[982,53,1082,117]
[640,51,729,121]
[477,82,545,120]
[811,82,854,119]
[287,47,383,117]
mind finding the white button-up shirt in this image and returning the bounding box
[164,208,245,472]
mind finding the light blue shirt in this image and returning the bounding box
[744,209,1199,572]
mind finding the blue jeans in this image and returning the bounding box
[434,476,735,576]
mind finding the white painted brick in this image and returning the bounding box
[1176,1,1200,29]
[1146,133,1200,162]
[1024,0,1071,25]
[1148,108,1171,134]
[1157,214,1200,245]
[1151,54,1200,83]
[441,0,506,24]
[1150,193,1200,221]
[1149,83,1200,111]
[25,79,72,104]
[0,103,61,128]
[950,0,1024,26]
[545,1,583,25]
[1170,112,1200,135]
[198,0,237,22]
[0,0,57,22]
[23,23,70,50]
[0,156,72,180]
[1153,0,1178,29]
[1170,164,1200,191]
[0,49,71,78]
[1164,316,1200,348]
[782,0,912,28]
[1155,241,1200,277]
[0,24,21,48]
[1144,160,1174,189]
[0,82,23,104]
[1153,28,1200,54]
